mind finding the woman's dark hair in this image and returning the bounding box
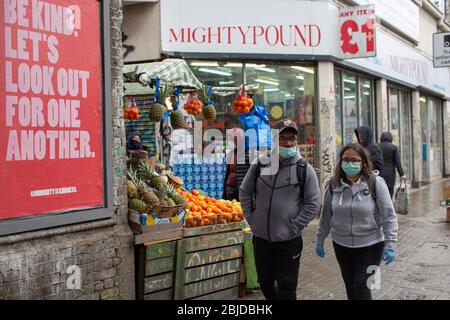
[331,143,373,187]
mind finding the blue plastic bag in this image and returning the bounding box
[239,105,272,151]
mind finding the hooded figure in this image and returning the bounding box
[127,131,143,151]
[378,132,405,197]
[355,126,383,172]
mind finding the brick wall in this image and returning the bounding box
[0,0,135,300]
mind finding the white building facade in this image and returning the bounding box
[123,0,450,188]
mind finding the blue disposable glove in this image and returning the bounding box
[316,243,325,258]
[382,249,396,265]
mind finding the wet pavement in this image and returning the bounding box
[242,179,450,300]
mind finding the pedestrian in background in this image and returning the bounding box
[223,126,244,201]
[240,119,321,300]
[315,143,398,300]
[378,132,406,198]
[355,126,383,172]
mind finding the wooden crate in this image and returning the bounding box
[134,221,183,245]
[174,221,245,300]
[136,239,179,300]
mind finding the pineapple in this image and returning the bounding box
[127,169,140,198]
[149,84,174,122]
[137,161,167,192]
[170,95,179,108]
[127,181,138,199]
[167,184,186,206]
[129,198,147,214]
[137,183,160,210]
[202,104,217,120]
[137,161,152,180]
[167,198,176,207]
[149,103,166,122]
[155,190,170,207]
[170,109,186,129]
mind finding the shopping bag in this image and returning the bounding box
[394,180,409,215]
[239,105,272,151]
[243,231,260,290]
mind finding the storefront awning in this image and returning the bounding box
[123,59,203,96]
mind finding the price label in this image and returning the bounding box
[339,5,376,59]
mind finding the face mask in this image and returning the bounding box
[279,146,297,159]
[341,161,361,177]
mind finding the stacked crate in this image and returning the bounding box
[174,222,245,300]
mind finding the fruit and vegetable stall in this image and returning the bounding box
[123,59,258,300]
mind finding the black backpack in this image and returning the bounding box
[253,159,308,201]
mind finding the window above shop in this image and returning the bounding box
[188,60,318,165]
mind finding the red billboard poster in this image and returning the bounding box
[0,0,103,219]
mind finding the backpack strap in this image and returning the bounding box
[251,159,261,211]
[296,159,308,201]
[367,173,377,200]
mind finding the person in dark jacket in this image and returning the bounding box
[354,126,383,172]
[378,132,406,198]
[239,119,321,300]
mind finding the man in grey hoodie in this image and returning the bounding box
[239,119,321,300]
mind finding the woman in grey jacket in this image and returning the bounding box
[315,143,398,300]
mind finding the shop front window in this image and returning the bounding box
[388,86,413,180]
[189,61,318,166]
[399,90,412,179]
[359,78,373,127]
[246,64,317,165]
[189,61,244,131]
[429,98,443,177]
[388,87,400,146]
[420,96,429,179]
[343,74,358,144]
[335,71,375,147]
[420,95,443,180]
[335,70,343,153]
[245,65,316,139]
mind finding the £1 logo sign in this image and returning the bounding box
[339,5,376,59]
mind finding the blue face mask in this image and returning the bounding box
[279,146,297,159]
[341,161,361,177]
